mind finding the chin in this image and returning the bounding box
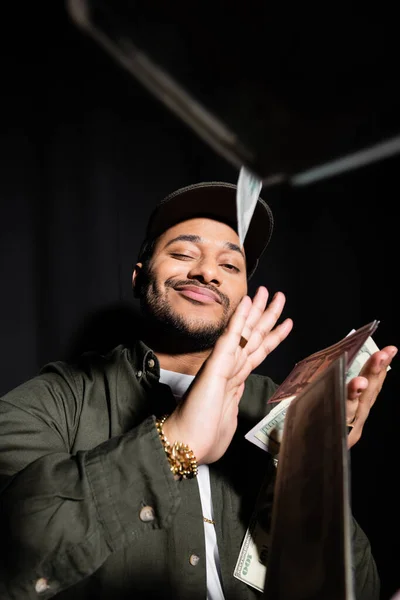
[189,323,220,337]
[141,289,229,345]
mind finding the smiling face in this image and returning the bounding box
[133,218,248,350]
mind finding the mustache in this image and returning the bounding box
[165,278,230,309]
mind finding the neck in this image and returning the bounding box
[156,349,210,375]
[140,328,212,376]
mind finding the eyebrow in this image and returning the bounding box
[164,234,245,259]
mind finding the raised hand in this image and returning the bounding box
[163,287,293,464]
[346,344,397,447]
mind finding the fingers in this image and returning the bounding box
[350,346,397,412]
[347,390,373,447]
[244,291,293,361]
[346,376,367,426]
[212,294,252,360]
[360,346,397,377]
[347,376,368,400]
[347,345,397,448]
[216,288,289,359]
[229,292,293,385]
[240,286,270,342]
[212,287,292,389]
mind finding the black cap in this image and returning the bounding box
[138,181,274,279]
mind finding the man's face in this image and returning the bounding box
[134,218,248,350]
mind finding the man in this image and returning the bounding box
[0,182,396,600]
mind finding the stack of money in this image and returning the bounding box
[245,321,380,455]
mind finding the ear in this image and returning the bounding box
[132,262,143,298]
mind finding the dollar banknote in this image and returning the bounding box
[245,323,383,455]
[267,320,379,405]
[243,397,293,454]
[236,166,263,247]
[234,462,276,591]
[233,512,270,592]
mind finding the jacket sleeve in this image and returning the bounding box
[0,368,179,599]
[351,516,380,600]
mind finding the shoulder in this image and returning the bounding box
[40,344,135,382]
[1,344,136,410]
[0,344,143,450]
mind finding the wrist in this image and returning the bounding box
[163,414,205,464]
[156,415,198,479]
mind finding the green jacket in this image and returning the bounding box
[0,342,379,599]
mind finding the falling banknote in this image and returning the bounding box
[245,320,385,454]
[236,165,263,247]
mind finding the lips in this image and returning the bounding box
[174,285,222,304]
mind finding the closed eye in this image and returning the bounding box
[171,253,194,260]
[223,264,240,272]
[171,253,240,272]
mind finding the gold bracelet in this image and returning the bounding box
[155,415,198,479]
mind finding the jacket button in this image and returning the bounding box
[139,506,155,522]
[147,358,155,368]
[189,554,200,566]
[136,370,143,378]
[35,578,50,593]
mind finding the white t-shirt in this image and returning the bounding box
[159,368,226,600]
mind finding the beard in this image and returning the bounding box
[137,266,232,351]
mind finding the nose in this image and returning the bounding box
[187,257,221,286]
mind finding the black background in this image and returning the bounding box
[0,2,399,598]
